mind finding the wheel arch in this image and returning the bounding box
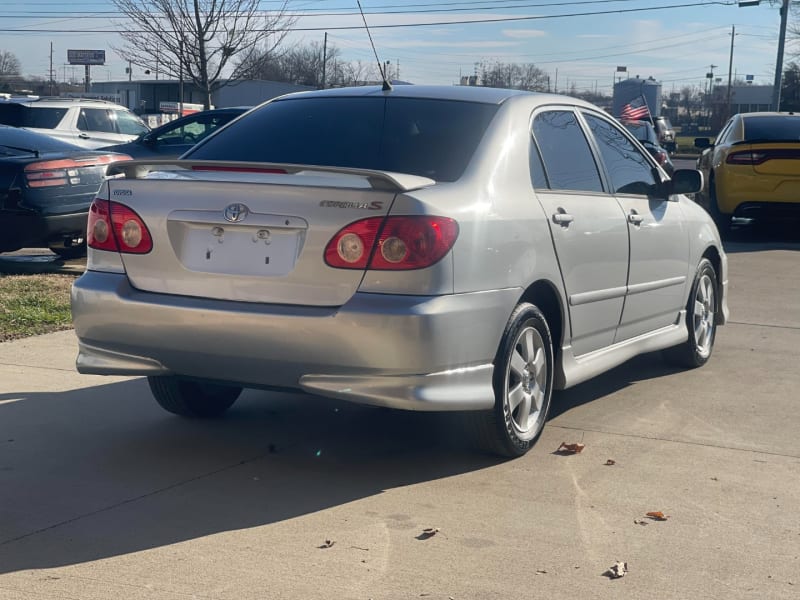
[700,244,726,324]
[517,278,565,361]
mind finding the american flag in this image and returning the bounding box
[620,96,651,121]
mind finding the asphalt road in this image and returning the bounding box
[1,231,799,600]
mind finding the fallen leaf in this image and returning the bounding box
[556,442,585,454]
[633,519,648,526]
[605,459,616,466]
[646,511,669,521]
[416,527,440,540]
[605,561,628,579]
[536,569,548,575]
[318,539,335,549]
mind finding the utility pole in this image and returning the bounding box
[773,0,789,111]
[726,25,735,120]
[321,32,327,89]
[49,42,54,96]
[705,64,717,127]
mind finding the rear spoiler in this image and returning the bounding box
[106,159,437,193]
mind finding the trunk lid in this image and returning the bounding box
[105,160,435,307]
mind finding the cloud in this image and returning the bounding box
[502,29,547,39]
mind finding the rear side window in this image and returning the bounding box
[531,110,603,192]
[0,105,68,128]
[743,116,800,141]
[187,97,499,182]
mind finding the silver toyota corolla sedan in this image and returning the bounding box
[71,85,729,457]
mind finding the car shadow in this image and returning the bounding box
[0,378,499,575]
[721,221,800,252]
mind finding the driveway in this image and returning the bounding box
[0,234,798,600]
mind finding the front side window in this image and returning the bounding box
[584,113,658,196]
[79,109,116,133]
[531,110,603,192]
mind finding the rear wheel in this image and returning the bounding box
[663,258,718,368]
[470,303,554,458]
[148,376,242,417]
[50,245,86,260]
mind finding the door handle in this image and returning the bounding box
[78,133,90,139]
[552,209,574,226]
[627,210,644,225]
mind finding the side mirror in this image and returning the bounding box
[694,137,711,149]
[668,169,703,196]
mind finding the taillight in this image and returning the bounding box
[87,199,152,254]
[726,151,767,165]
[191,165,288,174]
[325,216,459,270]
[24,154,132,188]
[654,149,668,166]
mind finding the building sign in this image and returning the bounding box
[159,101,207,115]
[67,49,106,65]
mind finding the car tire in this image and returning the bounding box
[50,245,86,260]
[469,303,554,458]
[663,258,718,369]
[147,375,242,418]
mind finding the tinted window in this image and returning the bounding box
[743,116,800,141]
[529,141,548,189]
[0,105,68,128]
[623,121,658,145]
[584,113,658,196]
[79,109,115,133]
[113,110,149,136]
[187,97,499,182]
[531,110,603,192]
[157,113,235,145]
[715,119,734,144]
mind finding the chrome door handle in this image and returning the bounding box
[78,133,90,139]
[552,211,574,226]
[628,211,644,225]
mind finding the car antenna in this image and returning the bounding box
[356,0,392,92]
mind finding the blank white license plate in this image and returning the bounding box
[179,224,302,276]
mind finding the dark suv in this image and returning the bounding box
[653,116,676,154]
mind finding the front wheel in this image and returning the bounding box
[663,258,718,368]
[470,303,554,458]
[148,376,242,417]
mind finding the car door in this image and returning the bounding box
[581,111,689,342]
[530,108,629,356]
[76,108,123,148]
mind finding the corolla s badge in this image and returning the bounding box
[224,203,250,223]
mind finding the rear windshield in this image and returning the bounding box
[0,104,68,128]
[186,96,499,182]
[743,116,800,141]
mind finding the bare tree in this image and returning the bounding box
[479,61,549,92]
[0,50,21,76]
[111,0,296,108]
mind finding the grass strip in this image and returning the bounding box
[0,274,76,342]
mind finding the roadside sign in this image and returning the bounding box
[67,49,106,65]
[159,101,206,115]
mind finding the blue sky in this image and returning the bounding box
[0,0,793,94]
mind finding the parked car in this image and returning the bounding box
[0,125,131,257]
[653,115,676,154]
[71,86,728,457]
[621,119,675,175]
[100,107,251,159]
[695,111,800,232]
[0,96,149,149]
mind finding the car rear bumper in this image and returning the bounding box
[0,210,87,252]
[733,202,800,221]
[72,271,522,411]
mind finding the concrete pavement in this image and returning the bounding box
[0,239,799,599]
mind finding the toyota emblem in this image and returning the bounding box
[224,203,250,223]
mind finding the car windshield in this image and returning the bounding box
[0,104,68,128]
[186,97,499,182]
[743,115,800,141]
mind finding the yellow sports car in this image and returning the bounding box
[695,112,800,232]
